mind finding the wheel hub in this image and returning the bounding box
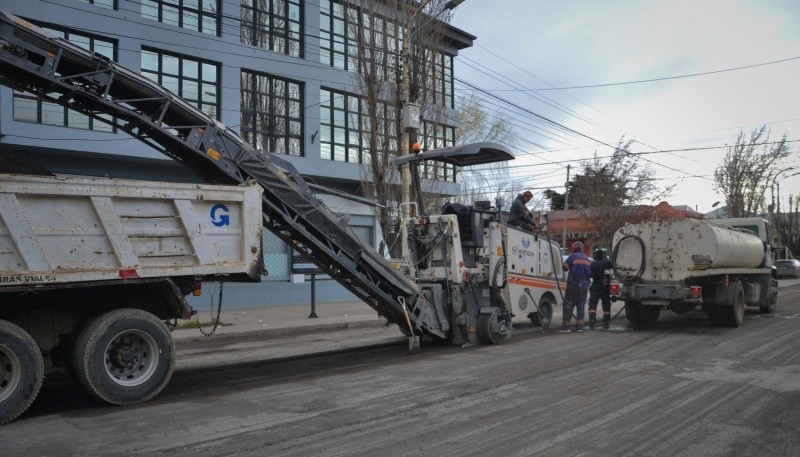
[105,336,146,378]
[110,342,140,370]
[103,329,159,386]
[0,346,22,403]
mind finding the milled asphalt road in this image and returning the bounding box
[4,280,798,456]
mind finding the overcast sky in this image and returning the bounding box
[449,0,800,213]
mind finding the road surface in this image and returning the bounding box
[2,285,799,456]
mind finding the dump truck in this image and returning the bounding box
[0,12,563,424]
[610,216,777,327]
[0,173,264,424]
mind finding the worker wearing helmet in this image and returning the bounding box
[560,241,591,333]
[508,190,536,232]
[588,247,614,329]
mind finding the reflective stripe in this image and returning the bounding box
[508,275,567,291]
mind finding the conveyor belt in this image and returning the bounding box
[0,12,441,335]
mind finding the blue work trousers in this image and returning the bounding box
[562,279,589,328]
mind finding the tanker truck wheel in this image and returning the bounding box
[0,319,44,425]
[477,307,513,344]
[624,301,642,324]
[71,309,174,406]
[722,280,745,327]
[759,279,778,314]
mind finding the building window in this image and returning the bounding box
[141,49,219,119]
[428,52,454,109]
[319,0,401,77]
[241,71,303,156]
[79,0,116,9]
[420,121,455,182]
[13,26,116,132]
[241,0,302,58]
[320,88,397,164]
[141,0,220,36]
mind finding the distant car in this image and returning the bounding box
[775,259,800,279]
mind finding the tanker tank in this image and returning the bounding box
[613,218,765,282]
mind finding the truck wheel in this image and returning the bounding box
[723,280,745,327]
[477,307,513,345]
[624,301,642,324]
[72,309,174,405]
[759,279,777,314]
[529,297,553,328]
[0,320,44,425]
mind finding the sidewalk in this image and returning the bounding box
[171,278,800,347]
[171,300,389,344]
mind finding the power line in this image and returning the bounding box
[484,56,800,91]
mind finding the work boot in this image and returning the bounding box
[588,318,596,328]
[602,320,610,329]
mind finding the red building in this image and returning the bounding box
[535,202,704,255]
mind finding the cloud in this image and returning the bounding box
[452,0,800,210]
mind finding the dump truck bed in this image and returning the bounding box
[0,174,263,286]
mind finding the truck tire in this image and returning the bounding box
[0,319,44,425]
[477,307,513,345]
[529,296,553,328]
[624,301,642,324]
[722,280,745,327]
[71,309,174,405]
[759,279,778,314]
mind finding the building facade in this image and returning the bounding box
[0,0,474,306]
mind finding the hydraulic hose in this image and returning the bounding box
[611,234,646,282]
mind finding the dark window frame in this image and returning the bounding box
[140,47,220,119]
[320,0,401,79]
[320,87,397,165]
[141,0,221,36]
[12,25,117,132]
[241,70,304,157]
[241,0,303,58]
[420,120,456,182]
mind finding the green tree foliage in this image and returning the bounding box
[714,126,792,217]
[543,189,565,210]
[544,138,664,210]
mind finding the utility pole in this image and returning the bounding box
[562,164,570,254]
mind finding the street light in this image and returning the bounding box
[562,164,571,255]
[775,169,800,253]
[770,167,796,212]
[399,0,465,208]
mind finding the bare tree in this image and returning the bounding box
[714,126,792,217]
[453,93,521,207]
[544,137,671,246]
[337,0,456,243]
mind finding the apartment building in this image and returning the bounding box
[0,0,474,305]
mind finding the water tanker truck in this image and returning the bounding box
[610,217,777,327]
